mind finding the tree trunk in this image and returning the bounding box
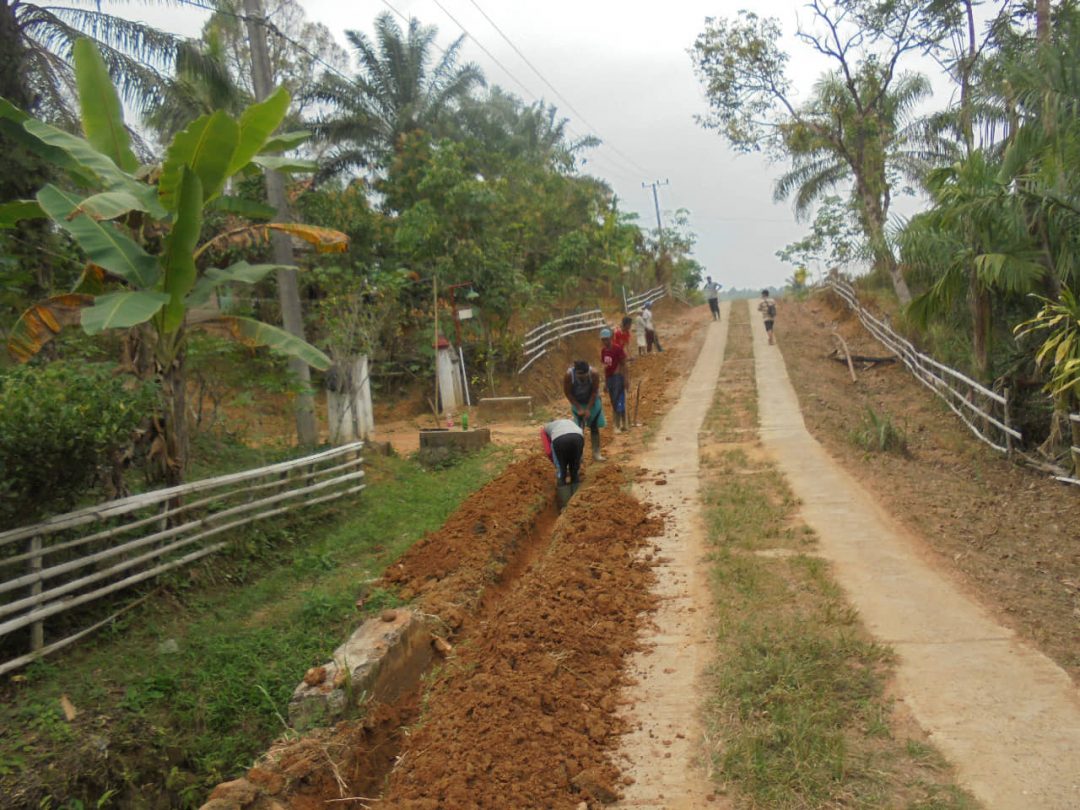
[160,353,189,488]
[855,176,910,305]
[969,270,991,380]
[1036,0,1051,45]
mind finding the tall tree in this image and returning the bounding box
[691,1,948,303]
[0,0,199,130]
[311,12,485,177]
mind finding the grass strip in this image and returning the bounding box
[700,304,975,809]
[0,447,509,808]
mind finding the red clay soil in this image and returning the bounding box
[384,453,554,633]
[780,295,1080,677]
[382,464,663,809]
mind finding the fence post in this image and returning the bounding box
[27,535,43,652]
[1003,387,1014,457]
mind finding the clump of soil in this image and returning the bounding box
[381,463,663,808]
[202,697,418,810]
[781,296,1080,677]
[384,453,554,630]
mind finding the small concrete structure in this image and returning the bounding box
[418,427,491,465]
[326,355,374,443]
[287,609,432,731]
[477,396,533,421]
[436,342,464,412]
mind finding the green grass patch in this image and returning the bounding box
[700,305,975,809]
[0,447,509,808]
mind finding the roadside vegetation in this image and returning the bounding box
[693,2,1080,476]
[0,445,509,807]
[699,304,974,808]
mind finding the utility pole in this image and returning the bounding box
[242,0,318,447]
[643,179,670,285]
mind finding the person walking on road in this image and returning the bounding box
[564,359,606,461]
[703,276,722,320]
[640,302,662,352]
[540,418,584,509]
[600,327,630,432]
[758,288,777,345]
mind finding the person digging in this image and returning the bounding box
[540,418,585,509]
[564,358,606,461]
[599,327,630,432]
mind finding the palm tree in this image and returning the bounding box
[311,11,485,178]
[0,0,199,130]
[772,68,949,304]
[899,151,1045,379]
[457,88,597,174]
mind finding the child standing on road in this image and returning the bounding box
[758,288,777,345]
[600,327,630,432]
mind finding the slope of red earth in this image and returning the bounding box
[779,294,1080,678]
[381,464,662,809]
[198,301,706,810]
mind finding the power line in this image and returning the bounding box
[421,0,648,181]
[464,0,654,177]
[427,0,539,103]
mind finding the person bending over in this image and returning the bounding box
[563,359,606,461]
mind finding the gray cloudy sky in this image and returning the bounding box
[92,0,945,289]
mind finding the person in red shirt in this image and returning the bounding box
[599,327,630,431]
[613,316,633,353]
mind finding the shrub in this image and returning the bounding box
[850,406,909,455]
[0,361,156,524]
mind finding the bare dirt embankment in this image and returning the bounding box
[778,295,1080,678]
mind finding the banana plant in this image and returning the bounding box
[0,40,348,483]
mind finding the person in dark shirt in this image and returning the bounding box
[564,359,606,461]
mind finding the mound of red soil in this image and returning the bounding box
[384,453,554,631]
[382,464,663,808]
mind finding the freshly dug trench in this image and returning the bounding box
[381,464,662,808]
[199,454,562,808]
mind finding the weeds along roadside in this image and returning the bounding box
[699,302,975,809]
[0,446,511,809]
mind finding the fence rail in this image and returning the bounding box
[625,284,667,313]
[827,278,1020,454]
[0,442,366,676]
[518,309,606,374]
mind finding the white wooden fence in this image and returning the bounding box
[827,278,1021,455]
[0,442,365,675]
[624,284,667,314]
[518,309,606,374]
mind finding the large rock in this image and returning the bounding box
[287,609,432,731]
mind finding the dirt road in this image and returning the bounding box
[751,300,1080,809]
[615,302,730,808]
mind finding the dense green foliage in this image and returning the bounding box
[0,361,154,523]
[695,0,1080,470]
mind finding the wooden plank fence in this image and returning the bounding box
[518,309,606,374]
[0,442,365,676]
[624,284,667,314]
[827,278,1021,455]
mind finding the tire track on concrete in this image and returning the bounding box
[615,301,730,809]
[751,300,1080,809]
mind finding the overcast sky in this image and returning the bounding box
[91,0,950,289]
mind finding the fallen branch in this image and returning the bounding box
[830,331,857,383]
